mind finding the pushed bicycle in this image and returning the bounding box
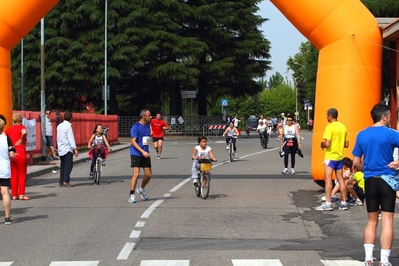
[91,146,109,185]
[194,158,216,199]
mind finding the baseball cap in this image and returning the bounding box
[281,113,285,116]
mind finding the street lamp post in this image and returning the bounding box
[104,0,108,115]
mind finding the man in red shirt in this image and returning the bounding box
[150,113,169,159]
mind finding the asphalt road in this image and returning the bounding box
[2,131,399,266]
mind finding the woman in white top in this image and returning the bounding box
[191,136,217,186]
[280,115,302,174]
[222,121,240,158]
[0,118,15,224]
[88,124,112,177]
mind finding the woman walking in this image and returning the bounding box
[280,114,302,174]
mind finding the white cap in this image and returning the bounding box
[281,113,285,116]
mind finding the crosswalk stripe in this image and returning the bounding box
[49,262,99,266]
[321,260,364,266]
[231,259,283,266]
[140,260,190,266]
[0,263,13,266]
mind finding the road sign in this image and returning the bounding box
[221,99,228,106]
[181,90,196,98]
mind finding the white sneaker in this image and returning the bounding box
[137,187,148,200]
[193,179,198,187]
[128,194,136,203]
[157,155,160,160]
[291,169,295,174]
[315,202,333,211]
[234,153,238,158]
[102,159,106,166]
[321,195,338,202]
[282,168,289,174]
[226,146,229,150]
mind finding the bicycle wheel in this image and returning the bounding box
[195,176,201,197]
[229,142,234,162]
[201,173,210,199]
[93,162,98,184]
[96,158,101,185]
[261,136,267,149]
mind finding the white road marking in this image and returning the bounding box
[130,230,141,238]
[116,242,136,260]
[141,199,165,219]
[0,263,13,266]
[49,262,100,266]
[232,259,283,266]
[135,221,145,227]
[320,260,365,266]
[140,260,190,266]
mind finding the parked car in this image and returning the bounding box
[246,117,258,131]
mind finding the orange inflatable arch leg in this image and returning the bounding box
[0,0,59,130]
[270,0,382,184]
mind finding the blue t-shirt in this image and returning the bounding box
[130,122,151,157]
[352,126,399,180]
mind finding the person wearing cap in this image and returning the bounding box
[256,120,267,144]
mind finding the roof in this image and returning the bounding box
[377,17,399,41]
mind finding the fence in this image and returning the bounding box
[12,111,118,162]
[118,115,226,136]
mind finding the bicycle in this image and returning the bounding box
[91,146,108,185]
[260,130,268,149]
[226,134,237,162]
[194,158,215,199]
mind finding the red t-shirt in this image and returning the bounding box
[6,124,27,155]
[151,119,168,138]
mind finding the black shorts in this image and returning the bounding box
[0,178,10,187]
[45,136,54,147]
[152,137,164,142]
[365,177,396,213]
[130,155,151,168]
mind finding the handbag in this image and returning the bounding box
[286,139,294,147]
[381,175,399,191]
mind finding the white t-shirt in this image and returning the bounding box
[0,135,11,179]
[256,124,267,132]
[283,125,297,138]
[232,117,239,127]
[194,145,212,159]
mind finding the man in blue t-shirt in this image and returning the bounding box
[128,109,152,203]
[352,104,399,265]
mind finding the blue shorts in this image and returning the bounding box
[45,136,54,147]
[323,159,343,170]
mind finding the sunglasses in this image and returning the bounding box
[46,112,50,115]
[287,119,293,121]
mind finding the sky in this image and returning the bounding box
[257,1,307,83]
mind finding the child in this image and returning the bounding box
[191,136,217,186]
[88,124,112,177]
[323,157,364,205]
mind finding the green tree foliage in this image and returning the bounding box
[11,0,271,115]
[362,0,399,16]
[259,83,295,118]
[264,72,285,90]
[286,41,318,119]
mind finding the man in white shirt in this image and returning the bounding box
[57,111,79,187]
[232,114,241,128]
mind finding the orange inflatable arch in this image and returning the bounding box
[271,0,382,184]
[0,0,59,130]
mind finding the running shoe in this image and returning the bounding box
[321,195,339,202]
[102,160,106,166]
[89,172,93,179]
[315,202,333,211]
[226,146,229,150]
[128,194,136,203]
[348,198,363,206]
[378,262,392,266]
[291,169,295,174]
[5,217,12,225]
[339,202,349,210]
[193,179,198,187]
[157,155,160,160]
[137,187,148,201]
[234,153,238,159]
[282,169,289,174]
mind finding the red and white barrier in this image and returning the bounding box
[208,125,226,130]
